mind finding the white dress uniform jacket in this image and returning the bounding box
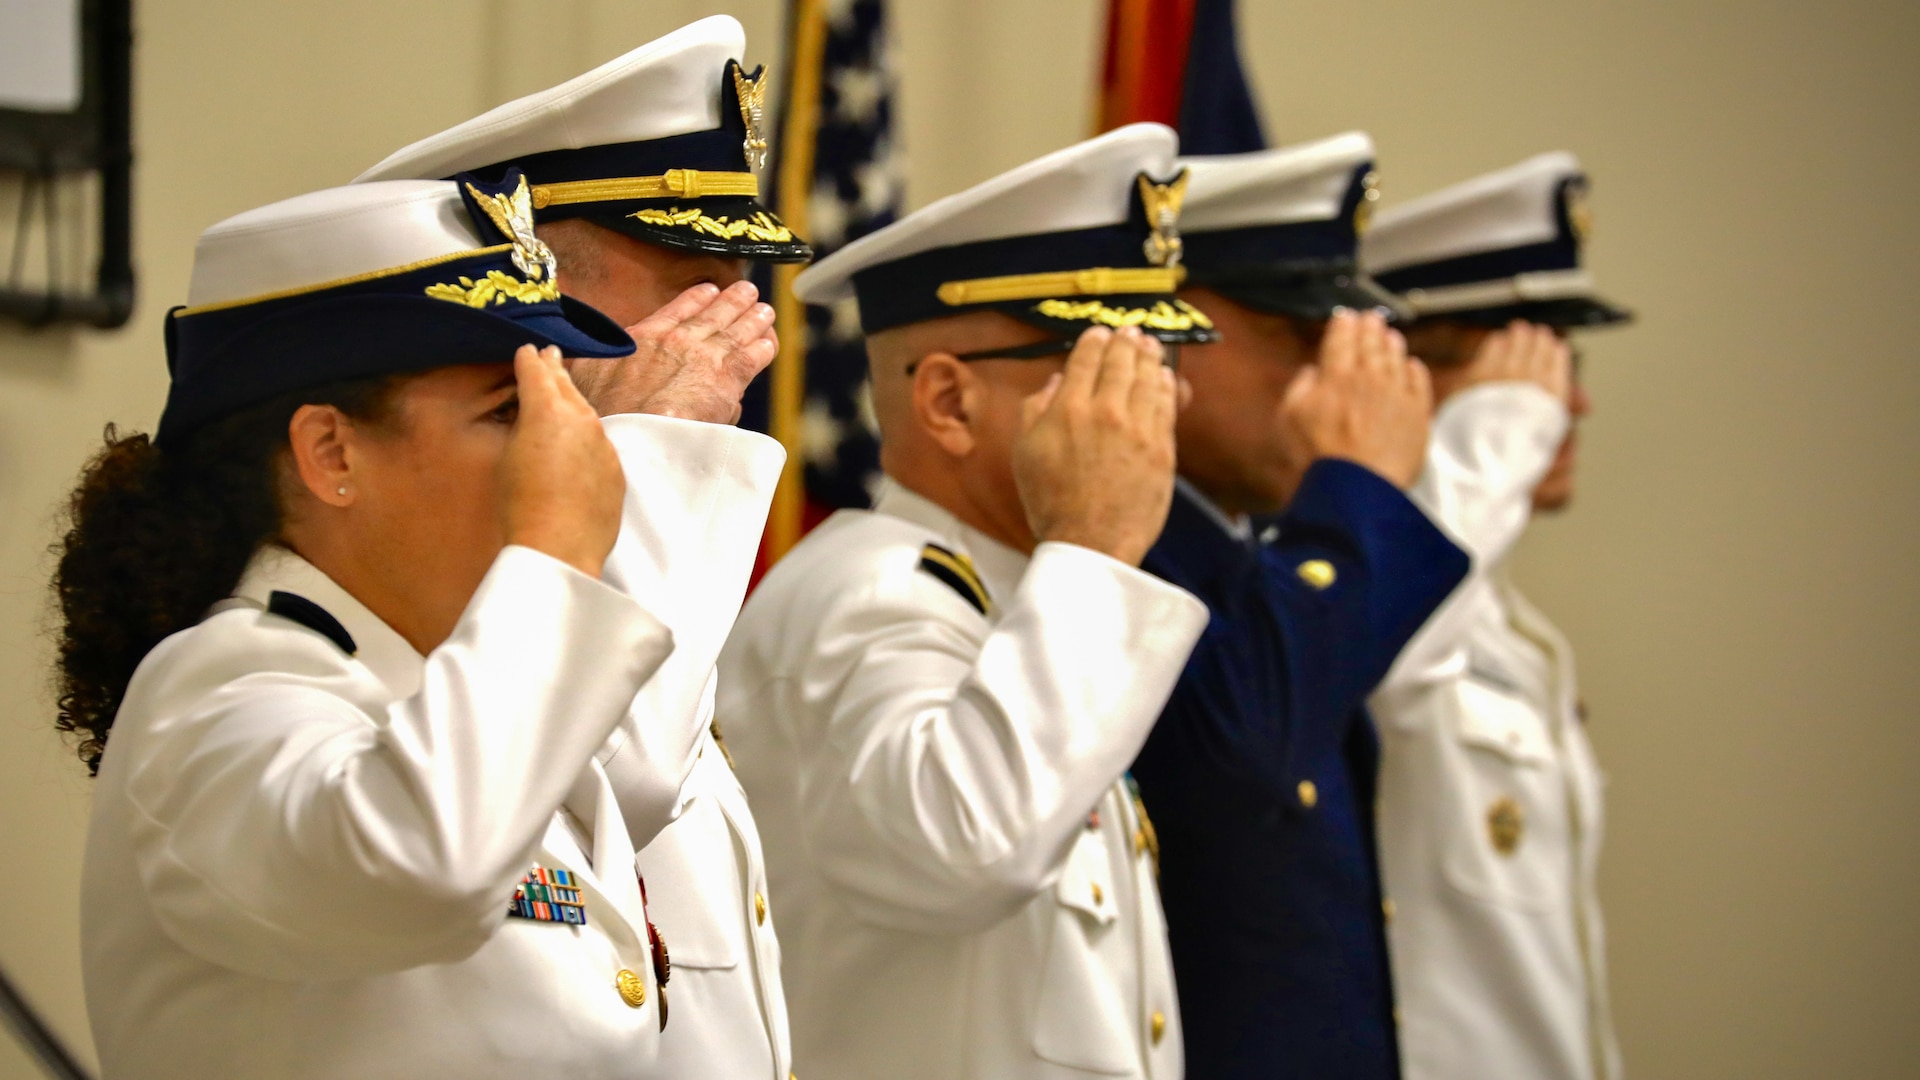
[592,414,794,1080]
[1369,383,1622,1080]
[717,483,1209,1080]
[82,543,677,1079]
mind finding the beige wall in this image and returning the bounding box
[0,1,1913,1077]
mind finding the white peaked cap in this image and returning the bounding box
[355,16,745,183]
[164,175,633,444]
[1178,131,1375,233]
[794,123,1180,304]
[188,181,479,307]
[1362,151,1582,273]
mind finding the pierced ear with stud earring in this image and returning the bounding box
[336,486,347,497]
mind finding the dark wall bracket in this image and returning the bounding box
[0,0,134,330]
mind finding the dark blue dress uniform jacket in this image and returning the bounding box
[1134,459,1469,1080]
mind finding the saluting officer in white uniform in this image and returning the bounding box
[63,175,753,1077]
[1361,153,1636,1080]
[716,123,1214,1080]
[358,18,804,1078]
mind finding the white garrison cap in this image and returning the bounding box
[354,16,809,262]
[162,175,632,443]
[793,123,1214,342]
[1175,131,1394,318]
[357,17,741,183]
[187,181,478,307]
[1179,131,1376,234]
[1362,151,1630,327]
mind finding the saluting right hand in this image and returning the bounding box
[569,280,778,423]
[501,344,626,579]
[1277,310,1433,491]
[1012,326,1181,567]
[1451,319,1572,402]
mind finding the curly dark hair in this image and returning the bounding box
[51,377,402,774]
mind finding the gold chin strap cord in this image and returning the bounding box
[529,169,760,209]
[935,265,1186,307]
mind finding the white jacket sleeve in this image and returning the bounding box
[1377,383,1569,693]
[798,542,1207,935]
[593,415,785,850]
[124,546,674,981]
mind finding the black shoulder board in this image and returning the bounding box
[917,543,993,616]
[267,590,357,656]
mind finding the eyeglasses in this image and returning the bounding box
[907,337,1181,375]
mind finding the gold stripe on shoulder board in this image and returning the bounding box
[918,543,993,616]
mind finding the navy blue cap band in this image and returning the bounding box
[1372,237,1582,295]
[852,224,1156,333]
[455,62,812,263]
[157,169,635,445]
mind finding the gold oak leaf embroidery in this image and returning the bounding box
[629,207,794,243]
[1033,297,1213,332]
[424,269,559,308]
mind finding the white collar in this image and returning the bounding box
[1175,476,1255,542]
[871,477,1031,604]
[228,544,425,699]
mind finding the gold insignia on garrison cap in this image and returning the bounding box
[1487,796,1525,854]
[733,62,770,172]
[1354,170,1382,237]
[425,175,563,307]
[1565,182,1593,242]
[463,174,557,283]
[1138,170,1190,268]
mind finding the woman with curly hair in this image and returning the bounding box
[55,173,699,1078]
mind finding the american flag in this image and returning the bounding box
[746,0,902,520]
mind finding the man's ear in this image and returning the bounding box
[286,404,358,508]
[910,353,978,458]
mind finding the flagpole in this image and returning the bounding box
[0,963,93,1080]
[768,0,829,563]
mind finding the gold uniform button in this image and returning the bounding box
[1091,882,1104,906]
[1297,779,1319,809]
[1487,797,1524,854]
[616,968,647,1008]
[1382,897,1396,923]
[1151,1010,1167,1045]
[755,890,768,926]
[1296,559,1336,590]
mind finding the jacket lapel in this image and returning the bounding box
[539,760,648,949]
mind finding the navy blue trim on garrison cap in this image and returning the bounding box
[845,171,1219,344]
[157,171,633,446]
[1177,135,1402,321]
[1184,166,1399,319]
[464,62,811,263]
[1363,153,1633,330]
[796,124,1215,345]
[354,18,811,264]
[1370,175,1587,293]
